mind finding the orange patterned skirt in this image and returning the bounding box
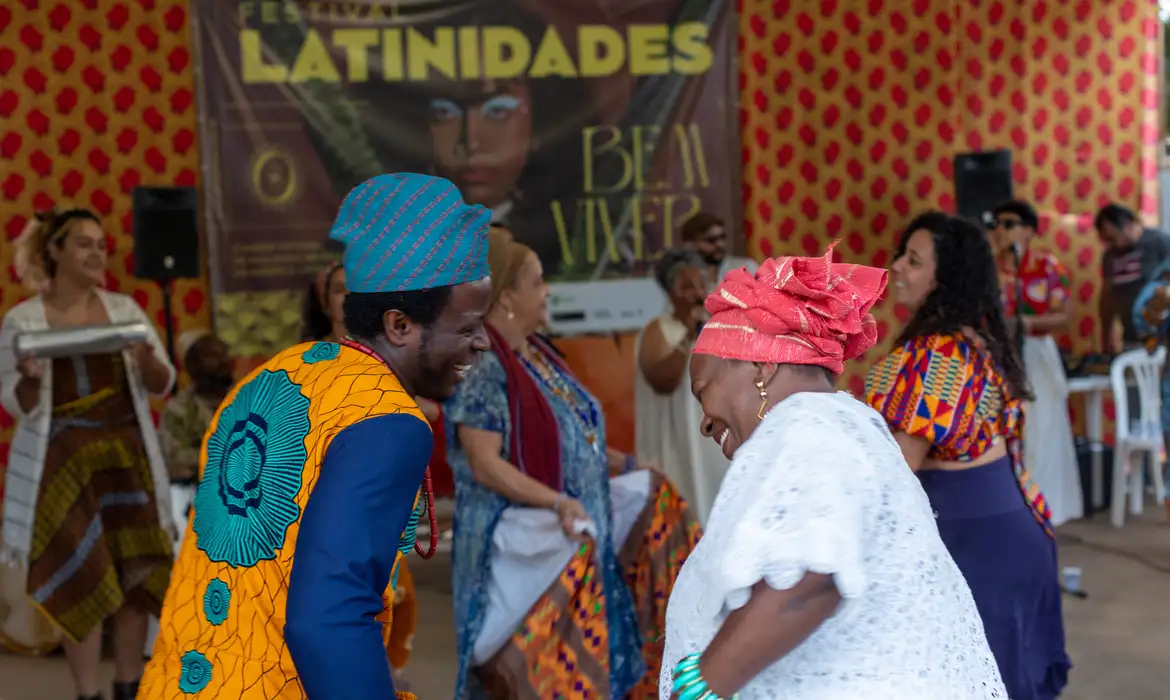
[474,474,700,699]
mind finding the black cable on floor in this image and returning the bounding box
[1057,532,1170,575]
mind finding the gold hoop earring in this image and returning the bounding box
[755,379,771,419]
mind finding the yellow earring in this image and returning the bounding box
[755,379,770,419]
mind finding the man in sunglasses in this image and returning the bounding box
[680,212,759,288]
[991,199,1082,526]
[1096,203,1170,354]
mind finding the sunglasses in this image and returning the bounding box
[994,219,1024,230]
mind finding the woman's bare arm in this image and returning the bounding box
[694,574,842,698]
[1023,296,1072,335]
[891,431,931,471]
[458,425,562,509]
[637,319,691,395]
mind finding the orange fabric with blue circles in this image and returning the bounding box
[139,342,424,699]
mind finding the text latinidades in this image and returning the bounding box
[240,23,714,83]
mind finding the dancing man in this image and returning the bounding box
[139,173,493,700]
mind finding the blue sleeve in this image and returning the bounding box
[1133,261,1170,341]
[444,350,509,434]
[285,413,433,699]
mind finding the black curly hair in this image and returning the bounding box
[894,211,1033,402]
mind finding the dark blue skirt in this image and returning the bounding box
[918,456,1071,700]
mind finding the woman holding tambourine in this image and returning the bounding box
[0,205,176,700]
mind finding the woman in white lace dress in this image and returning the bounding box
[659,249,1007,700]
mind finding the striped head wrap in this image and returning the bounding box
[328,174,490,293]
[693,245,887,374]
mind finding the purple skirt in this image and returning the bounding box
[918,456,1071,700]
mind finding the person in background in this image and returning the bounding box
[659,248,1006,700]
[1130,261,1170,504]
[866,212,1069,700]
[635,249,727,525]
[991,200,1082,526]
[158,330,233,525]
[301,261,346,342]
[0,206,176,700]
[679,212,758,286]
[446,227,700,699]
[1096,203,1170,353]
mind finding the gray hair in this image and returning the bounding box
[653,248,706,293]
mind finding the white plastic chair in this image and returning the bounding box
[1108,346,1168,527]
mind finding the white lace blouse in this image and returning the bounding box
[659,391,1007,700]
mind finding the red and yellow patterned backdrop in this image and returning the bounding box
[0,0,1163,480]
[0,1,210,479]
[736,0,1163,440]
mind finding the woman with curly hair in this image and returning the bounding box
[865,212,1070,700]
[0,206,176,700]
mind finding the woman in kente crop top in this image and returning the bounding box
[865,212,1070,700]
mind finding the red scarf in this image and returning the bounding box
[485,323,563,491]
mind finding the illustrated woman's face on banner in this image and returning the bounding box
[427,79,533,209]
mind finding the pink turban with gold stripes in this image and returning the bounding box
[692,246,888,374]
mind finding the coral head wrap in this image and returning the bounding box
[693,246,888,374]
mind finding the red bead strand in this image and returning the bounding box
[339,337,441,559]
[415,467,439,559]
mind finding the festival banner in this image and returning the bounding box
[193,0,740,354]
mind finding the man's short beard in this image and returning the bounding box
[413,325,446,398]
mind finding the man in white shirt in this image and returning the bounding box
[680,212,759,285]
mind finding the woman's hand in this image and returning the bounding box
[127,340,173,395]
[638,460,668,478]
[127,340,155,367]
[554,496,590,542]
[14,352,45,413]
[16,354,45,380]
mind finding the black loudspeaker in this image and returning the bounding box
[132,186,200,281]
[954,149,1013,226]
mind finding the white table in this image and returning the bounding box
[1067,374,1112,510]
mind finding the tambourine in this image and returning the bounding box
[14,323,149,359]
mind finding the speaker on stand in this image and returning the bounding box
[955,149,1014,227]
[953,149,1026,442]
[131,186,201,384]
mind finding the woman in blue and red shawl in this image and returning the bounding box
[865,212,1070,700]
[444,227,700,699]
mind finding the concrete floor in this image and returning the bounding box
[2,510,1167,699]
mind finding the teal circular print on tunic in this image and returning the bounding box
[203,578,231,626]
[193,369,311,568]
[302,341,340,364]
[178,649,213,693]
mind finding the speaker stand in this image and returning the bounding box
[159,278,177,397]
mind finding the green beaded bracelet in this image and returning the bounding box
[671,653,738,700]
